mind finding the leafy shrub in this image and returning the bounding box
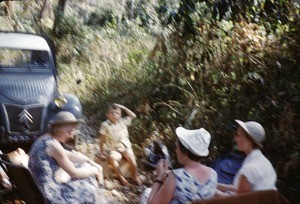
[54,14,85,38]
[1,0,298,202]
[143,1,299,203]
[86,9,115,27]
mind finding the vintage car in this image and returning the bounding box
[0,32,83,153]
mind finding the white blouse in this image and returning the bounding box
[233,149,277,191]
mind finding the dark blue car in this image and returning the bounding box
[0,32,82,152]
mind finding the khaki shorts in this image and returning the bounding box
[109,147,135,161]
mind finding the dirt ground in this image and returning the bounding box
[1,127,154,204]
[76,135,155,204]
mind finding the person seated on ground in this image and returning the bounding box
[28,111,104,204]
[141,127,218,204]
[210,150,245,185]
[216,120,277,196]
[97,103,141,186]
[143,130,172,169]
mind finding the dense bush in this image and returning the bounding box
[0,0,299,203]
[143,1,299,203]
[86,9,115,27]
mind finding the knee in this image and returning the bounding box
[122,152,132,161]
[107,156,115,163]
[127,155,137,165]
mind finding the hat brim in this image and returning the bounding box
[49,119,84,125]
[235,119,263,148]
[176,127,209,156]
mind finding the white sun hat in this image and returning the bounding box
[235,119,265,148]
[176,127,211,156]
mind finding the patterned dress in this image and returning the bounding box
[170,168,217,204]
[28,136,99,204]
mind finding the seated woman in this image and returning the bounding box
[141,127,217,204]
[28,111,104,204]
[216,120,277,196]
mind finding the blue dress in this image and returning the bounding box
[28,136,98,204]
[170,168,217,204]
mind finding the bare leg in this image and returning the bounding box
[122,150,142,185]
[108,155,129,186]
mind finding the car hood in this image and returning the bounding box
[0,72,56,105]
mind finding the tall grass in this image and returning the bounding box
[1,1,299,202]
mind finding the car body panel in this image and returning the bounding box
[0,33,51,51]
[0,32,82,152]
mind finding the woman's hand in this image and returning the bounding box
[155,159,169,180]
[94,166,104,187]
[96,151,108,160]
[147,159,175,204]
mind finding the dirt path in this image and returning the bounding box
[76,136,154,204]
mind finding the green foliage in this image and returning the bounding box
[86,9,115,27]
[1,0,299,202]
[53,14,85,38]
[148,0,299,202]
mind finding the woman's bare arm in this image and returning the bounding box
[236,175,251,193]
[147,173,175,204]
[47,141,100,179]
[65,150,102,171]
[147,159,174,203]
[217,183,236,192]
[217,174,251,196]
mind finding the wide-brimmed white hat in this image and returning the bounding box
[235,119,265,148]
[49,111,82,125]
[176,127,211,156]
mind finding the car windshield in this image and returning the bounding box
[0,49,50,69]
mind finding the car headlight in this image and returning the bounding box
[54,95,67,108]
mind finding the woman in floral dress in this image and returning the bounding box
[29,111,104,204]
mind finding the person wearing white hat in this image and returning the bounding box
[216,120,277,196]
[143,127,218,204]
[28,111,105,203]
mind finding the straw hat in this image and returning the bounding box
[235,119,265,148]
[49,111,81,125]
[176,127,211,156]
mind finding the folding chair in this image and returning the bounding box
[0,159,47,204]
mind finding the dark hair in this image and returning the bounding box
[177,139,203,161]
[107,103,119,111]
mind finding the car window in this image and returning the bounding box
[0,49,50,69]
